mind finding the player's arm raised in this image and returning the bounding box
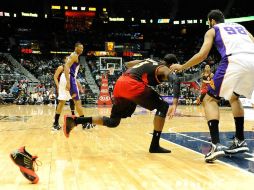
[54,66,63,89]
[64,54,78,91]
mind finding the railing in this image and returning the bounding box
[1,53,39,83]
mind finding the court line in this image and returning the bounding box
[168,130,254,157]
[147,131,254,176]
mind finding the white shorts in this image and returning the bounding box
[211,53,254,100]
[58,74,72,101]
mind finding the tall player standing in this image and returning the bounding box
[170,9,254,162]
[63,42,91,127]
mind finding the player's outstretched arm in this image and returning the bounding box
[170,28,215,72]
[125,60,143,68]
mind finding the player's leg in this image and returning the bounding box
[53,74,72,130]
[200,93,206,104]
[224,94,249,154]
[81,98,136,127]
[53,100,66,130]
[69,78,88,125]
[63,98,135,137]
[220,54,254,154]
[202,93,226,162]
[133,87,170,153]
[202,61,230,162]
[203,93,220,144]
[69,98,75,115]
[73,99,83,116]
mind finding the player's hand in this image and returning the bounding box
[77,82,85,93]
[82,123,95,129]
[170,64,183,73]
[78,85,85,93]
[78,85,84,93]
[66,82,70,91]
[167,106,177,119]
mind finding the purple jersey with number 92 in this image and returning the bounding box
[213,23,254,59]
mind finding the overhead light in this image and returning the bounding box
[51,5,61,10]
[158,19,170,23]
[109,17,124,22]
[21,12,38,17]
[141,19,146,23]
[4,12,10,17]
[89,7,96,11]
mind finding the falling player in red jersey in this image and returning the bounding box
[63,54,181,153]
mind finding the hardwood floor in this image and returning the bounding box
[0,104,253,190]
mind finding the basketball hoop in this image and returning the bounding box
[109,67,115,75]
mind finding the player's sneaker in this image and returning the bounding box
[205,143,226,163]
[63,115,76,138]
[225,137,249,154]
[82,123,96,130]
[10,146,39,184]
[149,144,171,153]
[52,123,61,131]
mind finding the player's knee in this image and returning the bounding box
[102,117,121,128]
[155,101,169,118]
[229,92,240,103]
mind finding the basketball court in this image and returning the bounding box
[0,104,253,190]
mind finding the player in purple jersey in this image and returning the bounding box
[64,42,95,129]
[170,10,254,162]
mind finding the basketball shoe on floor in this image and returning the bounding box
[10,146,39,184]
[205,143,226,163]
[225,137,249,154]
[52,123,61,131]
[63,115,76,138]
[82,123,96,130]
